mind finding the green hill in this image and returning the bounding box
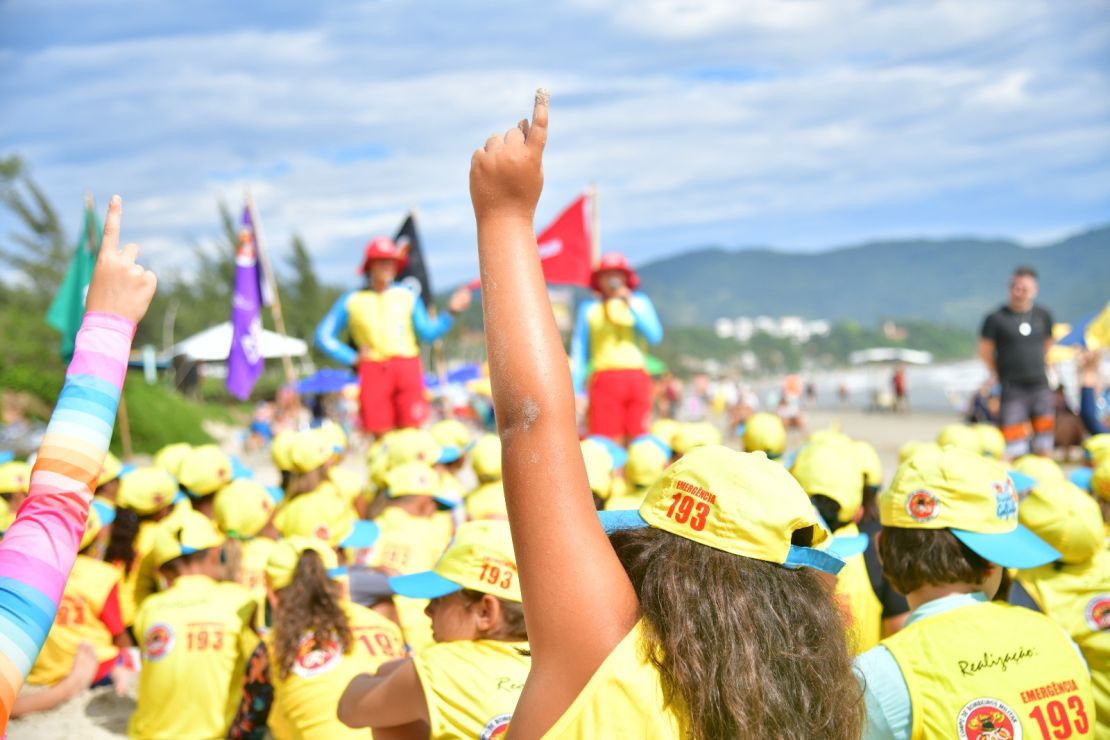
[636,225,1110,328]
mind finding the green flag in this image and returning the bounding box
[46,204,101,360]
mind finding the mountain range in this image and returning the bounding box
[634,225,1110,329]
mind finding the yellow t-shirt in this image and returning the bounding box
[347,287,419,361]
[882,600,1095,740]
[1018,549,1110,736]
[832,523,882,654]
[129,575,259,740]
[541,620,687,738]
[585,299,647,374]
[412,638,531,740]
[266,601,405,740]
[119,519,161,627]
[465,481,508,521]
[28,554,122,685]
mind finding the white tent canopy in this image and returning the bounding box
[167,322,308,363]
[848,347,933,366]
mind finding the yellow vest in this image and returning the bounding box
[412,638,531,740]
[346,287,419,361]
[585,299,647,374]
[266,602,405,740]
[1018,549,1110,737]
[883,600,1095,740]
[541,620,687,739]
[833,523,882,654]
[129,575,259,740]
[28,555,122,685]
[239,536,277,632]
[466,481,508,521]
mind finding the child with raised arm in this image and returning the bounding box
[468,91,863,739]
[0,196,156,731]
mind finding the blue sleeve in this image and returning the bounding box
[412,294,453,343]
[315,291,358,366]
[570,301,592,394]
[854,646,912,740]
[629,293,663,345]
[1080,386,1108,435]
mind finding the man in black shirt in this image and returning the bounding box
[979,265,1055,458]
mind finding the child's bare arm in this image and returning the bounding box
[470,91,638,734]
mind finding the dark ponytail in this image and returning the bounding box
[272,550,352,679]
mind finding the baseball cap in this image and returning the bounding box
[1083,434,1110,466]
[289,429,336,474]
[626,437,669,489]
[318,420,348,455]
[152,509,225,569]
[587,435,629,471]
[276,489,380,549]
[1012,455,1066,486]
[0,461,31,496]
[265,536,346,591]
[177,445,233,497]
[936,424,981,454]
[153,443,192,479]
[214,479,280,540]
[97,452,127,488]
[649,419,680,450]
[898,440,926,464]
[790,440,865,521]
[432,419,472,464]
[581,439,615,499]
[270,430,298,472]
[1019,479,1103,565]
[808,428,851,447]
[851,440,883,490]
[598,446,843,575]
[672,423,721,456]
[880,445,1059,569]
[1091,458,1110,502]
[389,519,521,602]
[974,424,1006,460]
[742,413,787,458]
[81,500,117,551]
[387,429,443,468]
[385,462,456,508]
[118,467,185,515]
[328,467,365,505]
[471,434,502,482]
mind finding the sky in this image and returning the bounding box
[2,0,1109,291]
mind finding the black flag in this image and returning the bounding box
[394,213,432,301]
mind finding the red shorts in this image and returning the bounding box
[357,356,429,435]
[588,368,652,440]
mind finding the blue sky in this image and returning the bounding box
[2,0,1109,290]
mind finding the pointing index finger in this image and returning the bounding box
[527,88,549,152]
[100,195,122,258]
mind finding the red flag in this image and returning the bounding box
[467,194,593,290]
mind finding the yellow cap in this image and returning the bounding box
[974,424,1006,460]
[1091,459,1110,502]
[152,510,224,568]
[177,444,232,496]
[385,463,440,498]
[808,427,850,447]
[898,440,926,464]
[1019,479,1104,565]
[1012,455,1065,486]
[290,429,335,474]
[0,461,31,496]
[852,440,883,489]
[265,536,342,591]
[672,422,721,455]
[270,430,298,472]
[580,439,614,498]
[790,441,864,520]
[318,420,348,455]
[626,438,669,488]
[471,434,502,482]
[214,479,277,540]
[650,419,681,449]
[431,419,471,451]
[97,452,124,488]
[1083,434,1110,466]
[389,520,521,602]
[81,501,116,551]
[936,424,981,454]
[153,443,192,478]
[118,467,181,515]
[367,442,391,490]
[742,413,786,457]
[328,467,365,505]
[387,428,442,468]
[276,490,380,549]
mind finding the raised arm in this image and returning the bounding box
[569,301,592,394]
[630,292,663,345]
[315,291,358,365]
[0,196,155,729]
[469,91,639,736]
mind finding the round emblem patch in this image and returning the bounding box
[144,623,175,662]
[480,714,512,740]
[291,634,341,678]
[906,490,938,522]
[1085,594,1110,631]
[957,697,1022,740]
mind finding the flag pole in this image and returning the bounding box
[410,206,453,419]
[245,190,297,385]
[86,192,134,459]
[589,182,601,265]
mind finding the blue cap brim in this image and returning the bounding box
[782,449,799,469]
[172,491,187,505]
[951,523,1061,569]
[388,570,462,599]
[827,533,869,560]
[589,435,629,469]
[1069,467,1093,491]
[632,434,673,459]
[0,451,13,464]
[438,446,462,464]
[266,486,285,505]
[598,509,648,533]
[230,457,253,480]
[119,463,136,478]
[1007,470,1036,495]
[339,520,380,549]
[91,500,116,527]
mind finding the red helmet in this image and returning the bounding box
[590,252,640,293]
[357,236,407,274]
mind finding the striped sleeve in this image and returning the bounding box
[0,311,133,728]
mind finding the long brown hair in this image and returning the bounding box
[272,550,352,679]
[609,527,864,740]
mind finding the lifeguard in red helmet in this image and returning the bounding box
[570,253,663,444]
[316,237,471,436]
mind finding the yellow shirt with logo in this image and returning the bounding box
[28,554,122,685]
[412,638,531,740]
[584,299,647,374]
[129,575,259,740]
[541,620,687,739]
[1018,548,1110,736]
[347,287,419,361]
[266,601,405,740]
[466,481,508,521]
[833,523,882,654]
[882,600,1095,740]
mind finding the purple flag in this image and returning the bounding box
[227,207,264,400]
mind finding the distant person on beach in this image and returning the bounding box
[891,363,907,413]
[979,266,1056,458]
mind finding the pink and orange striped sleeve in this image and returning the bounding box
[0,312,134,730]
